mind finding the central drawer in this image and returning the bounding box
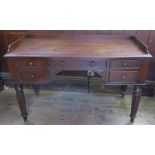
[49,58,107,70]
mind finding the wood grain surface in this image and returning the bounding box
[5,35,151,58]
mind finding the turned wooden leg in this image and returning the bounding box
[32,84,40,96]
[120,85,127,98]
[130,85,142,123]
[15,85,27,121]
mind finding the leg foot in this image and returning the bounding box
[130,115,135,123]
[130,85,142,123]
[22,113,27,121]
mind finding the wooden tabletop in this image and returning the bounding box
[5,35,152,58]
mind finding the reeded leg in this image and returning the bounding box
[32,84,40,96]
[15,85,27,121]
[130,85,142,123]
[120,85,127,98]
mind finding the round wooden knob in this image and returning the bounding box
[31,74,34,78]
[122,62,127,67]
[29,62,33,66]
[90,61,95,67]
[60,60,65,66]
[121,75,126,79]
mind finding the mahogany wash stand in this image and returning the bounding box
[4,34,152,123]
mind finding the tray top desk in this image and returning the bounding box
[4,34,152,123]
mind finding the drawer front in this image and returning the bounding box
[17,58,48,67]
[110,59,140,69]
[17,69,49,83]
[50,58,107,70]
[109,71,138,83]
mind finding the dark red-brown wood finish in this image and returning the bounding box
[147,31,155,81]
[1,30,155,81]
[4,34,152,123]
[0,31,8,72]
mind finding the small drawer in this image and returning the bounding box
[110,59,140,69]
[50,58,107,70]
[109,71,138,83]
[17,58,47,67]
[17,69,49,83]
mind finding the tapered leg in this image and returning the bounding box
[120,85,127,98]
[130,85,142,123]
[32,84,40,96]
[15,85,27,121]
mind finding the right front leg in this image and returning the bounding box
[15,85,27,121]
[130,85,142,123]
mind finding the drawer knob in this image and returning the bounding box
[29,62,33,66]
[60,61,65,66]
[90,61,95,67]
[122,62,127,67]
[31,74,34,78]
[121,75,126,79]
